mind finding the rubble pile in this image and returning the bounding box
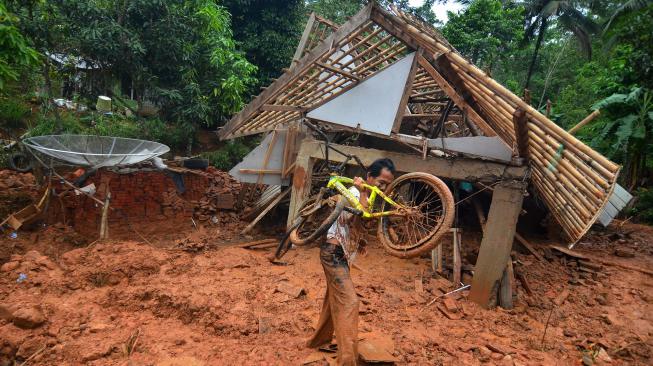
[0,170,38,219]
[161,188,192,216]
[192,167,241,226]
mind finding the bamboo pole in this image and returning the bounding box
[568,109,601,134]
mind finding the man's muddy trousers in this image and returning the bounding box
[307,241,359,365]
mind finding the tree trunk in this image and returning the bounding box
[43,58,63,133]
[524,17,548,91]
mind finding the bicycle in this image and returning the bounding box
[281,121,455,259]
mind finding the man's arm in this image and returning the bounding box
[352,177,369,209]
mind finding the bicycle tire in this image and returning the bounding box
[289,196,346,246]
[377,172,454,258]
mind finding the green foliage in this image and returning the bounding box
[223,0,305,86]
[0,3,39,90]
[442,0,524,70]
[8,0,257,128]
[28,112,87,136]
[631,187,653,223]
[306,0,440,26]
[28,111,195,153]
[0,97,31,129]
[201,139,252,170]
[589,87,653,187]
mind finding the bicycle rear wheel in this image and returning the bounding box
[289,195,346,246]
[377,172,454,258]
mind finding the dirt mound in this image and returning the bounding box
[0,221,651,365]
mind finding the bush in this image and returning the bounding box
[90,115,142,138]
[141,118,195,151]
[28,112,87,136]
[631,188,653,224]
[201,139,252,171]
[0,97,31,130]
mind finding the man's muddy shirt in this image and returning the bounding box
[326,186,360,263]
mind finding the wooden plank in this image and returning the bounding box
[515,232,546,263]
[241,188,291,234]
[286,152,315,228]
[298,140,527,183]
[499,260,514,309]
[416,55,496,137]
[452,228,462,286]
[293,12,317,62]
[239,169,282,174]
[316,61,361,81]
[261,104,305,112]
[220,4,374,139]
[392,49,421,133]
[469,180,526,308]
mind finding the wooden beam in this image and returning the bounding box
[316,61,361,81]
[416,55,496,137]
[392,50,421,133]
[469,180,526,308]
[300,140,527,182]
[513,108,529,160]
[239,169,282,174]
[220,3,374,139]
[292,13,317,62]
[287,152,314,228]
[261,104,305,112]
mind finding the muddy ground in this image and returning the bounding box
[1,210,652,365]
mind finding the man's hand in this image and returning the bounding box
[353,176,365,190]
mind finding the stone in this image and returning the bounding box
[595,294,608,306]
[23,250,41,262]
[613,249,634,258]
[12,306,46,329]
[596,347,612,363]
[443,297,458,313]
[0,262,19,272]
[563,329,576,337]
[500,354,514,366]
[478,346,492,360]
[582,354,594,366]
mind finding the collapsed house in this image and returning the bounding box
[219,3,625,308]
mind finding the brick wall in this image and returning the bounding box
[51,169,212,235]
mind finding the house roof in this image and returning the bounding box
[219,2,620,243]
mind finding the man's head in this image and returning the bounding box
[366,158,395,190]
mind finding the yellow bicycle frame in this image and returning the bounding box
[326,175,404,219]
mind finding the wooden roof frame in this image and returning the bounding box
[219,2,621,243]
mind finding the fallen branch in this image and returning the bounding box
[231,238,278,249]
[19,345,47,366]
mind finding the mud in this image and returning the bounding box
[0,217,651,365]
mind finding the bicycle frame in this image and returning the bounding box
[326,175,406,219]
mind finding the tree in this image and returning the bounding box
[306,0,440,26]
[442,0,524,71]
[222,0,306,87]
[9,0,257,129]
[0,3,39,91]
[520,0,598,90]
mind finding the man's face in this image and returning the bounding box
[366,168,394,191]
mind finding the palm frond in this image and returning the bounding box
[604,0,652,33]
[592,93,628,110]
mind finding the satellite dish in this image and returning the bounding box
[24,135,170,168]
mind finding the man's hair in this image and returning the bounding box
[367,158,396,178]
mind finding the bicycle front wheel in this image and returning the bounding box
[289,195,346,246]
[377,172,454,258]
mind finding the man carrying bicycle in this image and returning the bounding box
[306,158,396,366]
